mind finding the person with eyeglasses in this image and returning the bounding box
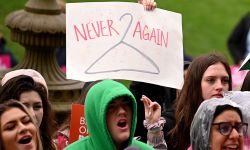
[189,98,248,150]
[223,91,250,149]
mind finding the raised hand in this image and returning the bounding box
[141,95,161,124]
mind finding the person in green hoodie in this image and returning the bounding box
[65,80,154,150]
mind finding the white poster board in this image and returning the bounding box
[66,2,183,89]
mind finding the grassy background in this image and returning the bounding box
[1,0,250,64]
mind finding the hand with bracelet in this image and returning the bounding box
[141,95,167,149]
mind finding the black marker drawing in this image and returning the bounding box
[85,13,160,74]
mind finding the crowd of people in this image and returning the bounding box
[1,0,250,150]
[1,54,250,150]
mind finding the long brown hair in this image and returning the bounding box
[168,53,232,150]
[0,99,43,150]
[0,75,56,150]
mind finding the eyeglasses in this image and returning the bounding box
[212,122,248,136]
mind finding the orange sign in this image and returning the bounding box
[69,104,89,144]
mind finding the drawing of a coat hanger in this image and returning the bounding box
[85,13,160,74]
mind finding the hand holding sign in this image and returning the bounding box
[138,0,157,11]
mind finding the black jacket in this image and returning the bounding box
[129,81,176,143]
[228,12,250,64]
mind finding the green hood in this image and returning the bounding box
[85,80,137,149]
[66,80,154,150]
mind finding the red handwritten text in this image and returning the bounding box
[132,21,168,48]
[74,20,120,41]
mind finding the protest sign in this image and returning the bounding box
[240,53,250,70]
[66,2,183,89]
[69,104,89,144]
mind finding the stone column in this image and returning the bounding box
[4,0,84,123]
